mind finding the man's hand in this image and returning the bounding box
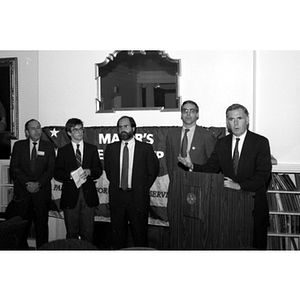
[178,154,193,169]
[224,177,241,190]
[80,169,91,180]
[26,182,40,193]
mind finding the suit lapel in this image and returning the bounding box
[222,134,235,174]
[190,126,198,146]
[238,131,253,169]
[36,139,47,157]
[35,140,43,170]
[225,135,232,158]
[82,142,87,167]
[116,142,121,176]
[132,140,139,176]
[190,126,199,161]
[65,142,77,168]
[25,139,31,170]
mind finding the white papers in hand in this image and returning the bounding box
[71,167,87,188]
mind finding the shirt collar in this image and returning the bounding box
[122,137,135,146]
[72,140,83,147]
[182,124,196,134]
[233,130,247,143]
[30,139,40,146]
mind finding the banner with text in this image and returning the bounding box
[43,126,175,227]
[43,125,225,227]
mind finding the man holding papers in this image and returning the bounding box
[55,118,102,244]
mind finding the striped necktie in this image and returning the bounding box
[76,144,82,167]
[233,138,240,175]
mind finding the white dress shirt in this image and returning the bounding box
[231,131,247,157]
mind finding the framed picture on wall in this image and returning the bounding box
[0,57,19,158]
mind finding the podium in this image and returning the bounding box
[168,171,254,249]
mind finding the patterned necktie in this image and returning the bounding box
[121,143,129,190]
[181,128,190,158]
[233,138,240,175]
[76,144,82,167]
[31,142,37,172]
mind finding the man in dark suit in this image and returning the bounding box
[104,116,159,249]
[166,100,217,242]
[178,103,272,249]
[54,118,102,244]
[10,119,55,249]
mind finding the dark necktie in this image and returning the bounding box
[181,129,190,158]
[76,144,82,167]
[121,143,129,190]
[233,138,240,175]
[31,142,37,172]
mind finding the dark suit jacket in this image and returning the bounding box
[10,138,55,203]
[104,139,159,213]
[166,125,216,175]
[54,142,103,209]
[193,130,272,225]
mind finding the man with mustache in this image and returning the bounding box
[104,116,159,249]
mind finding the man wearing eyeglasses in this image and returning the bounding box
[55,118,102,244]
[166,100,217,247]
[166,100,217,175]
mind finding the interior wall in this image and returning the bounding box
[170,51,254,128]
[37,50,254,128]
[255,51,300,164]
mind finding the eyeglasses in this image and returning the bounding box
[181,109,198,114]
[71,127,84,133]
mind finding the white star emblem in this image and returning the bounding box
[50,128,60,137]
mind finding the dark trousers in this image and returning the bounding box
[253,220,268,250]
[5,194,49,249]
[63,188,95,244]
[110,190,148,250]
